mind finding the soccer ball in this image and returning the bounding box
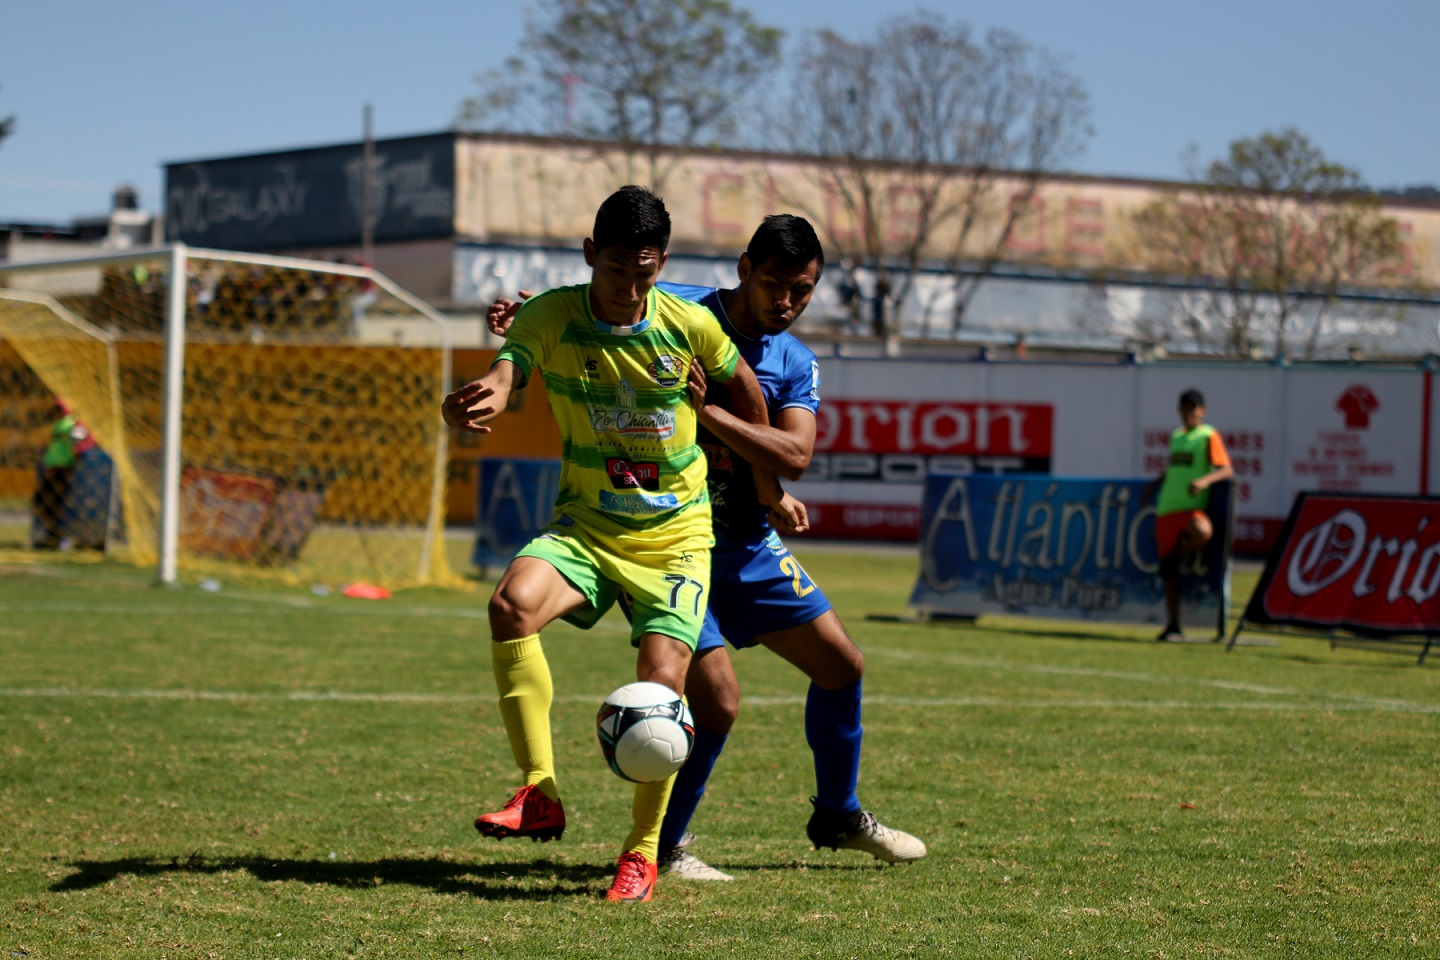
[595,682,695,783]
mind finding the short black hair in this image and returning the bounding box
[1179,388,1205,409]
[746,214,825,276]
[592,185,670,253]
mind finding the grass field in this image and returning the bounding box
[2,545,1437,958]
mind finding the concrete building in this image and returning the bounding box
[161,132,1440,358]
[2,185,162,264]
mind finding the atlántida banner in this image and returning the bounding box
[908,474,1233,634]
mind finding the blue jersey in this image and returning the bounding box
[657,282,821,544]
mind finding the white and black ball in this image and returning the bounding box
[595,681,695,783]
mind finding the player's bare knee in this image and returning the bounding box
[488,583,540,635]
[642,662,688,696]
[813,644,863,690]
[636,636,691,695]
[837,647,865,687]
[689,689,738,735]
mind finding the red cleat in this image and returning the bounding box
[474,784,566,842]
[604,851,658,903]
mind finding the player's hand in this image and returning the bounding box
[442,379,500,433]
[686,357,709,409]
[769,492,810,535]
[486,290,534,337]
[1188,479,1205,496]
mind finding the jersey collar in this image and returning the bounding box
[710,289,762,345]
[592,287,653,336]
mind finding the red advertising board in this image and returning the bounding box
[800,399,1055,539]
[179,468,278,561]
[814,400,1053,456]
[1240,493,1440,637]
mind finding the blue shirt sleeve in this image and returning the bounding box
[655,281,719,303]
[775,339,821,416]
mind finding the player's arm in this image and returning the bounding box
[1189,433,1235,495]
[703,356,791,506]
[769,489,810,535]
[686,354,814,481]
[697,402,815,482]
[442,360,518,434]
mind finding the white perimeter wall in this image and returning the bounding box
[795,356,1432,551]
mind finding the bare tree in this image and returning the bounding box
[1133,129,1403,358]
[779,11,1091,347]
[457,0,781,192]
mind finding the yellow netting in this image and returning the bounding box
[0,251,455,588]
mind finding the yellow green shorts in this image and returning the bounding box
[516,519,712,650]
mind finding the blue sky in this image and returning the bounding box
[2,0,1436,223]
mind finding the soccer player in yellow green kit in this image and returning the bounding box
[441,185,776,902]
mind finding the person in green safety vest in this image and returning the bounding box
[32,398,95,549]
[1143,389,1234,641]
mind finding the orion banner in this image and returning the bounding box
[909,474,1233,634]
[1240,493,1440,637]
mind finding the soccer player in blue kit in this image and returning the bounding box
[488,214,926,880]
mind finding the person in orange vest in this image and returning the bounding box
[1144,389,1234,641]
[32,398,96,550]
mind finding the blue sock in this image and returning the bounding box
[806,680,863,815]
[658,725,728,853]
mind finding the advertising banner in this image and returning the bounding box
[471,458,561,568]
[178,467,326,564]
[799,396,1055,540]
[166,134,455,250]
[179,468,278,561]
[909,474,1232,634]
[1237,492,1440,640]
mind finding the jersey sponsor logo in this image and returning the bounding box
[1170,451,1195,466]
[647,354,684,387]
[606,458,660,491]
[763,529,789,556]
[588,405,677,440]
[700,441,735,474]
[598,489,681,516]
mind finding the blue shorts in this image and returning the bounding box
[695,530,833,652]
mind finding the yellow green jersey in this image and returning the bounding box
[496,283,740,545]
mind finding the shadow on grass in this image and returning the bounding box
[52,853,610,900]
[725,861,892,873]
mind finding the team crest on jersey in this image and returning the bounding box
[647,354,684,387]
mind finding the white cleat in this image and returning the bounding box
[659,832,734,881]
[806,798,927,863]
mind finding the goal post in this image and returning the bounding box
[0,245,456,589]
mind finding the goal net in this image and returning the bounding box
[0,247,455,589]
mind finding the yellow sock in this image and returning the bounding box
[491,634,557,801]
[623,773,677,862]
